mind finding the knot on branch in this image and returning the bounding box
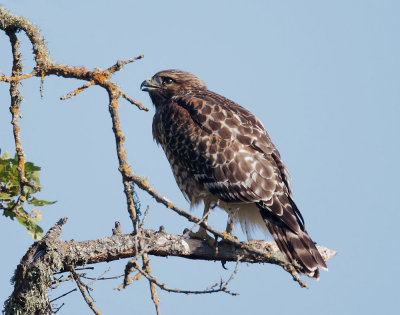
[93,69,111,84]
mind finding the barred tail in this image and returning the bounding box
[264,220,327,279]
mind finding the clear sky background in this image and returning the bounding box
[1,1,399,314]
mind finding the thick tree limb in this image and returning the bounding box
[5,218,336,314]
[58,226,336,266]
[11,219,336,268]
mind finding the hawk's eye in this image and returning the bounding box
[163,77,174,85]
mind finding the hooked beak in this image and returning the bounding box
[140,77,160,92]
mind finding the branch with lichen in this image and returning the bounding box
[4,218,336,313]
[1,4,149,312]
[0,5,146,234]
[0,22,54,239]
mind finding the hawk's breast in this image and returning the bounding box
[152,101,213,205]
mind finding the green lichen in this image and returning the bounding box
[4,261,53,315]
[3,244,67,314]
[64,242,88,266]
[46,247,64,271]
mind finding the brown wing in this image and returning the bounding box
[153,89,327,276]
[153,90,302,232]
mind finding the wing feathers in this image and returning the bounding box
[154,88,326,277]
[259,201,327,278]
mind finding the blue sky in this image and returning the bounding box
[1,1,399,314]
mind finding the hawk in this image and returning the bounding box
[141,69,327,278]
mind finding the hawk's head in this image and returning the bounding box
[141,69,207,107]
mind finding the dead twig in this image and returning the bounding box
[82,274,124,281]
[5,28,29,215]
[132,256,240,296]
[86,268,111,287]
[142,254,161,315]
[107,93,140,232]
[69,266,101,315]
[60,80,95,100]
[139,205,150,229]
[183,206,211,238]
[59,54,148,110]
[49,288,77,303]
[53,302,65,314]
[51,275,73,288]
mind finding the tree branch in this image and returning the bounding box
[61,225,336,266]
[6,218,337,312]
[68,267,101,315]
[4,218,337,314]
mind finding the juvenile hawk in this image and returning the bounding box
[141,69,327,278]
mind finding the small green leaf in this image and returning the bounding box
[4,209,16,219]
[1,149,50,240]
[0,192,12,200]
[28,224,43,240]
[25,162,41,172]
[16,210,43,240]
[27,197,56,207]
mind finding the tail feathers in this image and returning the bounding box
[265,221,327,279]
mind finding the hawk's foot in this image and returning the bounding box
[186,227,216,247]
[219,231,238,244]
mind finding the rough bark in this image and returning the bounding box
[4,219,336,314]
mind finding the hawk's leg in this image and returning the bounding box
[221,212,238,242]
[188,201,215,246]
[225,214,234,235]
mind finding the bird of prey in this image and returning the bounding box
[141,69,327,278]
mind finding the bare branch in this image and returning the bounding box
[107,95,140,232]
[142,254,161,315]
[183,206,211,238]
[0,6,147,114]
[69,267,101,315]
[131,255,240,296]
[23,220,336,272]
[82,274,124,282]
[86,268,111,287]
[53,302,65,314]
[140,205,151,229]
[49,288,77,303]
[60,80,95,100]
[5,27,30,215]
